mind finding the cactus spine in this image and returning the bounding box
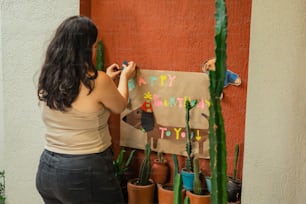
[138,143,151,185]
[208,0,228,203]
[193,157,202,195]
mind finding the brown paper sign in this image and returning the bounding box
[120,69,210,158]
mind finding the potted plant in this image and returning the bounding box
[185,157,210,204]
[0,170,5,204]
[181,99,198,191]
[127,144,155,204]
[157,154,186,204]
[227,144,242,202]
[151,151,170,185]
[113,148,136,202]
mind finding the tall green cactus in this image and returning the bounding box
[208,0,228,203]
[184,99,198,172]
[138,143,151,185]
[193,157,202,195]
[96,40,104,71]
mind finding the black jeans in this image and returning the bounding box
[36,148,124,204]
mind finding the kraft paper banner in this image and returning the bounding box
[120,69,210,158]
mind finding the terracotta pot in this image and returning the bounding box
[127,178,155,204]
[157,183,185,204]
[151,159,170,184]
[186,190,210,204]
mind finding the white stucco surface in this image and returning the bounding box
[243,0,306,203]
[0,3,4,170]
[0,0,79,203]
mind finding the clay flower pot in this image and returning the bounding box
[186,190,210,204]
[157,183,185,204]
[151,159,170,184]
[127,178,155,204]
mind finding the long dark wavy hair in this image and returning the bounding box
[38,16,98,111]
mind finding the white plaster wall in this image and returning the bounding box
[0,6,4,170]
[0,0,79,203]
[242,0,306,203]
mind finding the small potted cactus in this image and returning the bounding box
[227,144,242,202]
[181,99,198,191]
[158,154,186,204]
[127,144,155,204]
[185,157,210,204]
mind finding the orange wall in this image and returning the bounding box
[81,0,251,180]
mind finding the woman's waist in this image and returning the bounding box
[44,129,112,154]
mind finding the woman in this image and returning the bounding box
[36,16,136,204]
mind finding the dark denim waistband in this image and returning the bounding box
[44,147,112,158]
[41,147,113,170]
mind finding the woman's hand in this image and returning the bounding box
[106,64,121,80]
[121,61,136,80]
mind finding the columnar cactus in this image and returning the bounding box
[138,143,151,185]
[193,157,202,195]
[173,173,182,204]
[184,99,198,172]
[208,0,228,203]
[172,154,179,178]
[95,40,104,71]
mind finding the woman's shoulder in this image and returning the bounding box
[95,70,112,84]
[93,70,116,93]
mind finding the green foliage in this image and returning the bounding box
[138,144,151,185]
[173,173,182,204]
[96,40,104,71]
[113,149,136,184]
[193,157,202,195]
[208,0,228,203]
[184,99,198,172]
[0,171,5,204]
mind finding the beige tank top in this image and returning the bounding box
[42,103,112,154]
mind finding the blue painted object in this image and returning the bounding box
[181,169,195,191]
